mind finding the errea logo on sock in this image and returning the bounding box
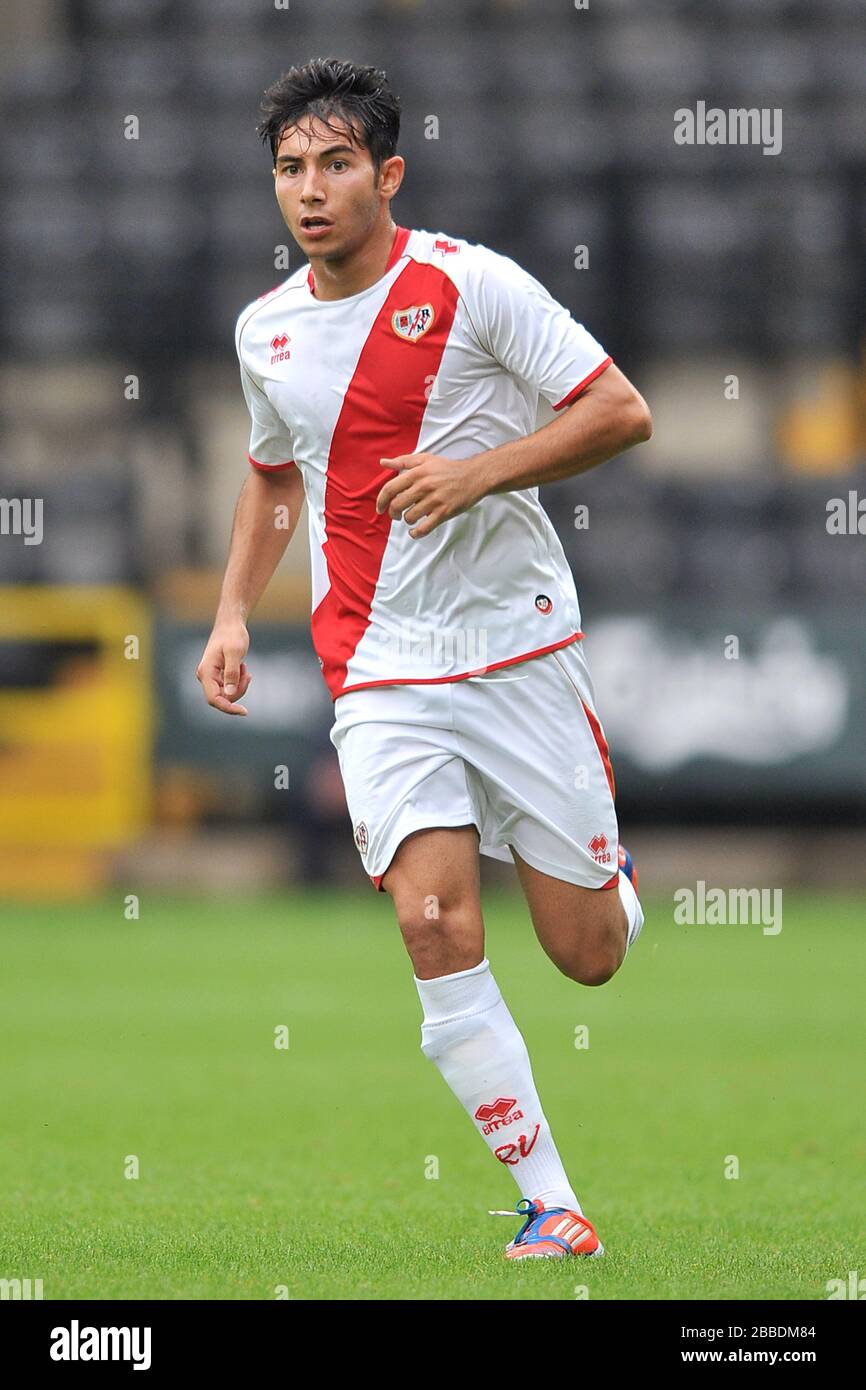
[474,1096,524,1136]
[50,1321,152,1371]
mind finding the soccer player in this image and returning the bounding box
[197,57,652,1260]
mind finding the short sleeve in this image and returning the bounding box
[235,322,296,472]
[464,247,612,411]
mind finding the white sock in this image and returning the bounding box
[618,869,644,950]
[415,957,581,1213]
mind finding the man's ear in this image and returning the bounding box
[380,154,405,199]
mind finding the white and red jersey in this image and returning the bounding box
[235,225,612,700]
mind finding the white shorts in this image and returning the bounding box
[329,636,620,893]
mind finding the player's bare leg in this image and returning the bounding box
[512,845,644,986]
[381,824,485,977]
[382,824,600,1249]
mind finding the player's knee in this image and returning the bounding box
[551,947,622,987]
[393,899,481,978]
[582,953,623,987]
[543,910,626,986]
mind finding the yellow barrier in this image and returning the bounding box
[0,587,152,851]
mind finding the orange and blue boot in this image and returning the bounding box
[491,1198,605,1260]
[618,842,639,892]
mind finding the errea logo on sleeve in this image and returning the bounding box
[270,333,291,364]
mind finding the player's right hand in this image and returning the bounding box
[195,622,252,716]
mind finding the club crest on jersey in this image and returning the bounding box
[535,594,553,614]
[353,821,369,855]
[391,304,435,343]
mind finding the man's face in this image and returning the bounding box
[273,115,396,258]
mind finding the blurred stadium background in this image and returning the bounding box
[2,0,865,901]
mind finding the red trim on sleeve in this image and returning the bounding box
[248,453,295,472]
[553,356,613,411]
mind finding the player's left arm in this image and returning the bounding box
[377,362,650,538]
[475,361,652,492]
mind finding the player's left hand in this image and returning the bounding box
[376,453,481,538]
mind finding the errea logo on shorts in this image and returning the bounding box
[588,833,612,865]
[270,333,291,364]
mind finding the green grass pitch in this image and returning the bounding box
[1,889,862,1300]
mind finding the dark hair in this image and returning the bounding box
[257,57,401,171]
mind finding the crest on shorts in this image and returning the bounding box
[354,821,369,855]
[391,303,435,342]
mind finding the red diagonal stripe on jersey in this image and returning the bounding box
[312,261,459,697]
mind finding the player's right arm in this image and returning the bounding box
[196,464,304,716]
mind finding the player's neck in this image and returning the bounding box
[308,217,399,301]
